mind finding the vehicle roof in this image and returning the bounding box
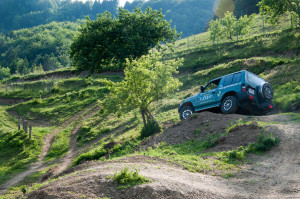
[207,70,246,83]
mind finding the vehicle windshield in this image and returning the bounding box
[203,79,221,92]
[246,72,265,86]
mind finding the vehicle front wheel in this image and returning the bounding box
[221,96,238,114]
[180,106,194,120]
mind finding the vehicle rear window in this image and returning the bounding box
[223,75,233,86]
[247,72,265,85]
[232,72,242,84]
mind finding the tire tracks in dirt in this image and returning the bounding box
[0,103,101,194]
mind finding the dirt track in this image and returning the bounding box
[24,113,300,199]
[0,103,101,194]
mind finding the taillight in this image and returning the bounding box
[241,85,247,92]
[269,105,273,109]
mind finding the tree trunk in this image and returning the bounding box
[141,110,147,127]
[145,108,160,128]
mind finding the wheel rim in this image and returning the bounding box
[182,110,192,119]
[223,99,233,111]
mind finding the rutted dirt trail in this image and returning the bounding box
[25,113,300,199]
[0,103,101,194]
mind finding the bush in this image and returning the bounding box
[72,147,107,166]
[255,133,280,152]
[203,133,218,148]
[51,86,60,94]
[113,168,151,189]
[140,120,161,138]
[219,133,280,163]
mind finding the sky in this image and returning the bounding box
[71,0,135,7]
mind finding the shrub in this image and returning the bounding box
[140,120,161,138]
[84,77,93,86]
[255,133,280,152]
[203,133,218,148]
[72,147,107,166]
[113,168,151,189]
[51,86,60,94]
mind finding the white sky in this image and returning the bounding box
[71,0,135,7]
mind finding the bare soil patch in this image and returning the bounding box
[206,122,262,152]
[140,112,248,149]
[27,156,246,199]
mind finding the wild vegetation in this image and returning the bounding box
[0,2,299,198]
[70,8,180,73]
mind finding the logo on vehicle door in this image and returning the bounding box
[200,94,212,101]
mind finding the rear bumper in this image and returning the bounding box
[236,92,273,113]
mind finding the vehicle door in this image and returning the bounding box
[195,81,219,108]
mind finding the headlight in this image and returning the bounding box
[248,88,255,95]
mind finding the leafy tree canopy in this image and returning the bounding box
[0,21,79,76]
[69,7,180,74]
[0,66,11,80]
[258,0,300,24]
[104,53,183,128]
[209,11,254,41]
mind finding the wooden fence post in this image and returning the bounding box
[18,117,21,130]
[42,81,45,97]
[22,118,28,134]
[29,124,32,139]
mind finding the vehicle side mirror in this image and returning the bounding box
[200,86,204,93]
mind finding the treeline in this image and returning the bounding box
[0,22,79,79]
[123,0,215,38]
[0,0,118,33]
[0,0,215,38]
[0,0,260,38]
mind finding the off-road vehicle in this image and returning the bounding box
[178,70,274,120]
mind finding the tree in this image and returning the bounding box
[209,12,254,42]
[0,66,11,80]
[69,7,180,74]
[258,0,300,25]
[220,11,237,40]
[208,19,224,43]
[236,14,255,37]
[104,53,183,128]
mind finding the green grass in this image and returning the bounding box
[0,74,122,99]
[44,126,73,163]
[0,127,50,185]
[7,87,108,125]
[0,13,298,194]
[113,167,151,189]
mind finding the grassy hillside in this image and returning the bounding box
[0,13,299,198]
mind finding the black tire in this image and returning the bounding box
[261,83,273,101]
[180,106,194,120]
[221,96,238,114]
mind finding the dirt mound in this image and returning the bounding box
[141,112,247,149]
[27,156,245,199]
[207,122,262,152]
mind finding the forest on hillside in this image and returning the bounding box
[0,0,261,37]
[0,0,262,78]
[0,0,216,38]
[0,22,79,77]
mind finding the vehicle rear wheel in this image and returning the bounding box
[180,106,194,120]
[221,96,238,114]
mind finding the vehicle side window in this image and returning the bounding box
[205,82,218,92]
[223,75,233,86]
[232,73,242,84]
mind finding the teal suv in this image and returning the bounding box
[178,70,274,120]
